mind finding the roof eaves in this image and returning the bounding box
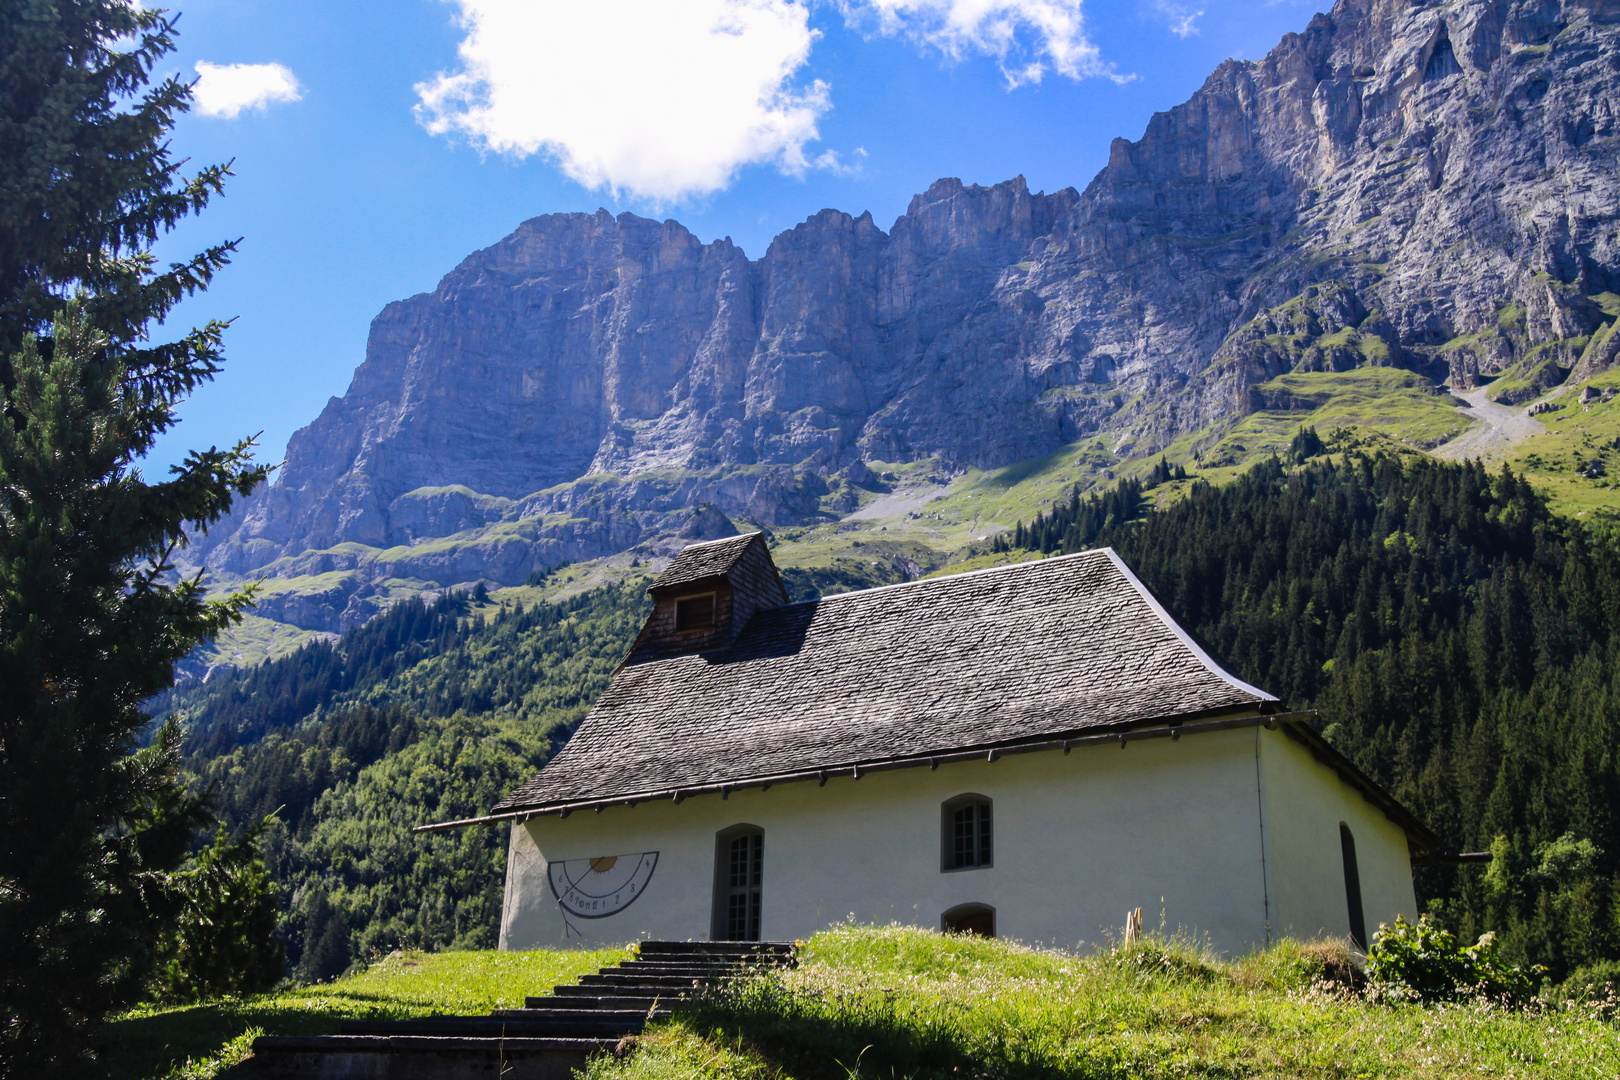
[424,712,1441,850]
[1278,720,1443,850]
[484,703,1279,816]
[430,708,1290,831]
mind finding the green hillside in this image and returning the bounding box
[594,925,1617,1080]
[1501,368,1620,521]
[95,947,619,1080]
[161,447,1620,988]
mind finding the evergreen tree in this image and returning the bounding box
[0,3,266,1068]
[151,817,285,1003]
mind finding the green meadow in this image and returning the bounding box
[97,927,1619,1080]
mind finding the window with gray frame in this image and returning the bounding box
[941,794,992,871]
[712,825,763,940]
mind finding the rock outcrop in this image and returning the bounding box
[192,0,1620,627]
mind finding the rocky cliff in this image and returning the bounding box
[192,0,1620,628]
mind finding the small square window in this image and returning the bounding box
[675,594,716,632]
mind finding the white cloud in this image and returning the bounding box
[841,0,1126,87]
[192,61,302,119]
[416,0,831,204]
[814,146,867,176]
[1152,0,1203,37]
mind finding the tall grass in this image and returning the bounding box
[587,924,1620,1080]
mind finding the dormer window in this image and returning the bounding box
[675,593,716,632]
[626,533,788,664]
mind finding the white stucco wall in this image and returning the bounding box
[503,728,1321,954]
[499,725,1419,955]
[1258,728,1419,944]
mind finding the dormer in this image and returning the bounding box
[624,532,790,664]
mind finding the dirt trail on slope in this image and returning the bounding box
[1433,387,1550,461]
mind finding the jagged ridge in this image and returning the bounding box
[189,0,1620,632]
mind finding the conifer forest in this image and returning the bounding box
[154,436,1620,992]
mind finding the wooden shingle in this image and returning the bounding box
[496,547,1277,813]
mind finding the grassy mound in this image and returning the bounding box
[591,925,1617,1080]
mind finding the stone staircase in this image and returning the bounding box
[247,940,795,1078]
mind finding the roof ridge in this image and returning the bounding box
[784,548,1109,608]
[675,530,762,551]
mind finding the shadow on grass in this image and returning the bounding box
[677,980,1074,1080]
[91,1004,321,1080]
[91,989,441,1080]
[979,444,1081,491]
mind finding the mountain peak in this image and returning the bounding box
[189,0,1620,635]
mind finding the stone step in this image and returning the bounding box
[341,1014,652,1037]
[578,972,730,988]
[602,964,744,977]
[529,991,682,1009]
[551,983,674,999]
[492,1005,671,1021]
[622,954,790,966]
[246,1034,611,1079]
[637,941,794,957]
[259,1034,613,1051]
[247,940,795,1077]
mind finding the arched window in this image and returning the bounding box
[942,903,996,937]
[1339,822,1367,949]
[941,794,992,871]
[712,824,763,941]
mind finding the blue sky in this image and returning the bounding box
[149,0,1327,473]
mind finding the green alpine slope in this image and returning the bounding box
[164,448,1620,986]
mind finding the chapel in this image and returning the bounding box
[426,532,1435,953]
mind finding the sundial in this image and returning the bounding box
[547,852,659,919]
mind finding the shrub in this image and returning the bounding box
[1554,959,1620,1014]
[1365,914,1538,1003]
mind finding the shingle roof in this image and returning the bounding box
[646,532,760,593]
[496,548,1277,812]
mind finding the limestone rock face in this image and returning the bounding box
[195,0,1620,618]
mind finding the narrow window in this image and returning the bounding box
[675,594,716,632]
[713,825,763,940]
[1340,822,1367,950]
[941,795,992,871]
[942,903,996,937]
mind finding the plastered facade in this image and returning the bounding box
[500,726,1419,954]
[1258,729,1419,941]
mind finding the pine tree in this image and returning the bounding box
[0,3,268,1068]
